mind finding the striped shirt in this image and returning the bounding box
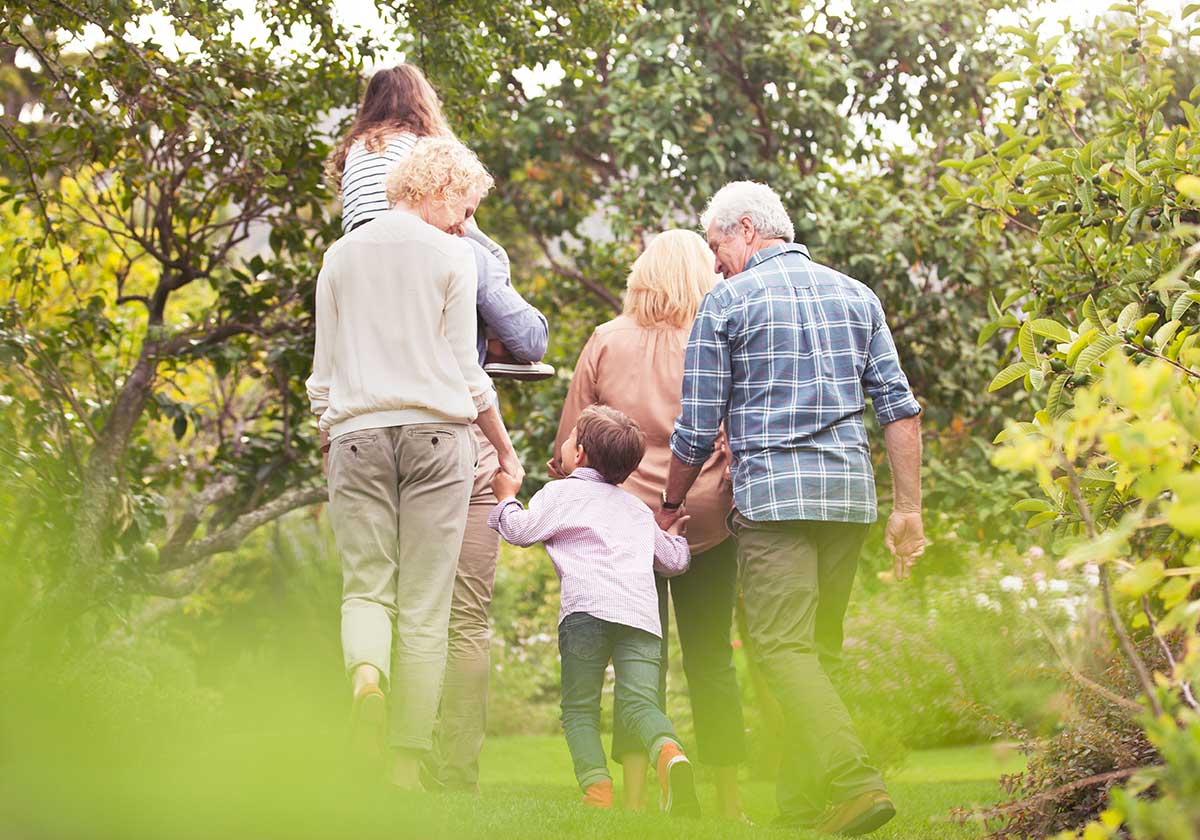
[338,131,510,267]
[670,243,921,524]
[488,467,690,638]
[340,133,418,233]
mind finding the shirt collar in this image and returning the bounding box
[744,242,810,271]
[567,467,608,484]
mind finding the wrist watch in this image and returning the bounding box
[661,490,683,510]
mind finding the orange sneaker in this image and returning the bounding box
[656,742,701,818]
[582,779,613,808]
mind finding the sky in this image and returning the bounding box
[119,0,1189,91]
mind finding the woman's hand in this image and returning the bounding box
[497,448,525,488]
[546,457,568,480]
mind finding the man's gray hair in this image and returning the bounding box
[700,181,795,242]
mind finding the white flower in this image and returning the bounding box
[1000,575,1024,593]
[1027,597,1039,610]
[1027,545,1045,560]
[1049,579,1070,593]
[974,593,993,609]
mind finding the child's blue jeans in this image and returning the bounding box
[557,611,678,791]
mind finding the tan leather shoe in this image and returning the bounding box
[816,790,896,836]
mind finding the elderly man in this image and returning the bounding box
[658,181,924,835]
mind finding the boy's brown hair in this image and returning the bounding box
[575,405,646,485]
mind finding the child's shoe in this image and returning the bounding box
[656,742,700,818]
[484,340,555,382]
[582,779,613,809]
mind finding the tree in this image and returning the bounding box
[0,0,368,651]
[941,2,1200,833]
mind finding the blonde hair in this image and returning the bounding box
[325,63,453,191]
[385,137,495,210]
[623,229,718,328]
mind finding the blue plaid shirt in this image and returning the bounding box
[670,243,921,523]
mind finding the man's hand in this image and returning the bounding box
[546,457,568,480]
[321,429,330,478]
[885,509,925,581]
[666,514,690,537]
[491,468,523,501]
[655,505,684,533]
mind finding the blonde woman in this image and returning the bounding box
[307,137,523,789]
[326,65,549,793]
[551,230,746,817]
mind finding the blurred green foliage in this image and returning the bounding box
[939,2,1200,836]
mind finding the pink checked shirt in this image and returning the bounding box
[487,467,691,638]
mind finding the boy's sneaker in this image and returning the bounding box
[656,742,701,818]
[350,684,386,762]
[582,779,613,809]
[816,790,896,836]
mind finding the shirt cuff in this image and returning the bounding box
[486,497,521,531]
[472,386,498,414]
[669,429,715,467]
[874,393,923,426]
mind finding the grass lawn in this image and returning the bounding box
[3,727,1021,839]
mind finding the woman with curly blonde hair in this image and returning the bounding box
[551,230,747,818]
[307,137,524,791]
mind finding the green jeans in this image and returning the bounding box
[730,512,885,824]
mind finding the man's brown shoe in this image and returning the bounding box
[816,791,896,836]
[350,685,386,761]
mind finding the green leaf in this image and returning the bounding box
[938,174,962,197]
[1030,319,1070,342]
[1172,292,1200,322]
[1013,498,1053,512]
[1115,561,1165,599]
[1116,302,1141,333]
[1046,374,1069,417]
[1066,328,1100,368]
[1025,511,1059,528]
[1166,475,1200,537]
[989,362,1033,392]
[987,70,1022,86]
[1178,174,1200,200]
[1018,322,1037,364]
[993,422,1040,443]
[1075,335,1122,371]
[1024,160,1070,177]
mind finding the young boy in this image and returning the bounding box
[487,405,701,817]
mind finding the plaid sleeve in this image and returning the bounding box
[862,301,922,425]
[670,293,730,466]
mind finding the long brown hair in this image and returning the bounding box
[325,64,453,191]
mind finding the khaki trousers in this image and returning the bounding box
[328,423,476,750]
[730,512,885,824]
[428,426,501,790]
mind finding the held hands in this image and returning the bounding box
[665,514,690,537]
[491,468,523,501]
[655,504,684,534]
[497,448,525,487]
[885,509,925,581]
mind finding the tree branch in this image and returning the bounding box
[155,484,326,573]
[1060,453,1164,718]
[528,227,622,313]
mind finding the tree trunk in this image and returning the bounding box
[33,346,158,652]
